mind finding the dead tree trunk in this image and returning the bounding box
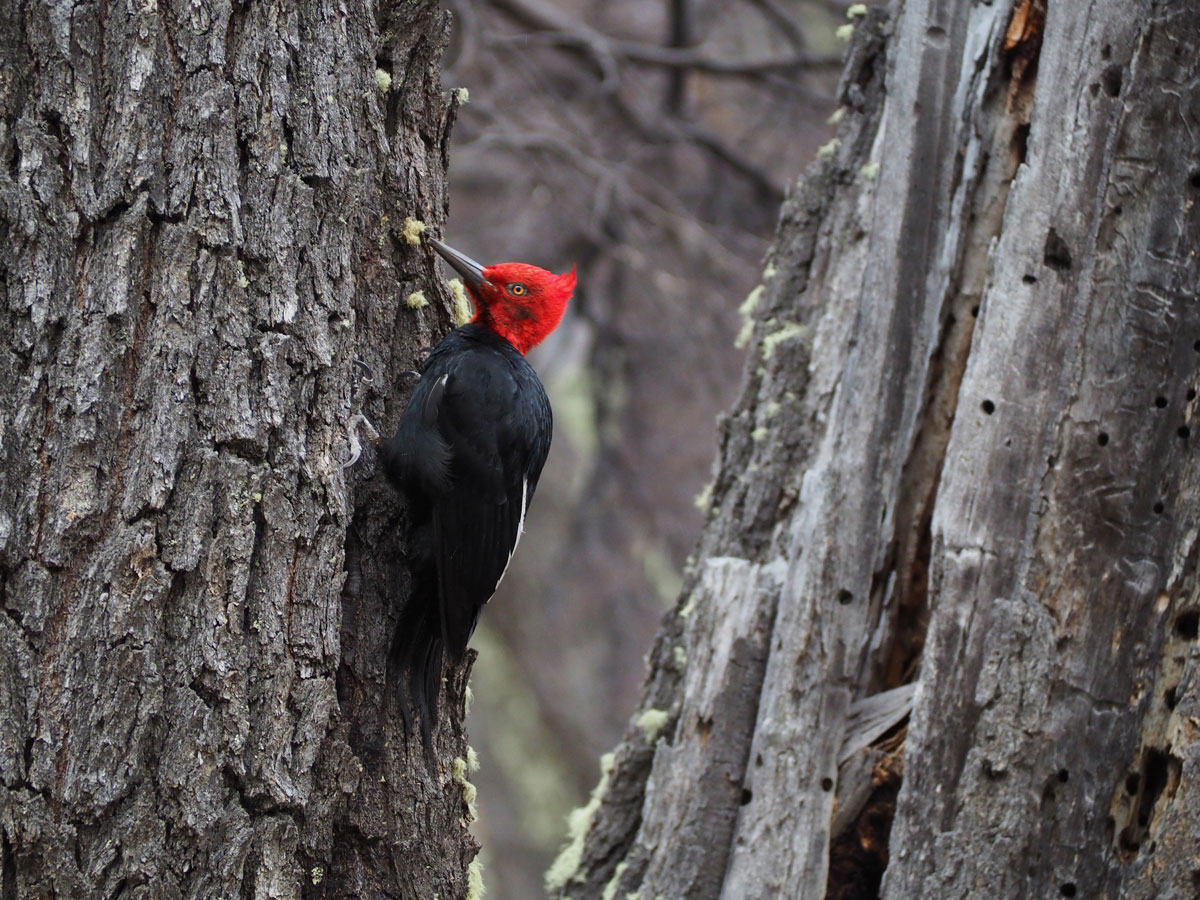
[553,2,1200,898]
[0,2,478,897]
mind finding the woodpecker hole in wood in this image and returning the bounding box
[1102,65,1122,97]
[1174,610,1198,640]
[1043,228,1073,271]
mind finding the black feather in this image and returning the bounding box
[383,324,552,744]
[387,563,442,752]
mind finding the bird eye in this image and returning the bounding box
[508,283,528,296]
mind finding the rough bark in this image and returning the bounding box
[552,1,1200,898]
[0,2,477,898]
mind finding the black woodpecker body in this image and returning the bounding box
[383,238,575,744]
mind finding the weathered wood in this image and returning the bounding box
[0,2,478,897]
[603,557,782,899]
[554,1,1200,898]
[887,2,1200,897]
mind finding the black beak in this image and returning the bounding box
[428,237,487,294]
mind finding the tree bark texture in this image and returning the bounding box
[0,2,477,898]
[554,2,1200,898]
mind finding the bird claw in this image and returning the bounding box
[352,358,375,384]
[344,412,382,469]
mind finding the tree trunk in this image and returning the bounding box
[553,2,1200,898]
[0,2,478,897]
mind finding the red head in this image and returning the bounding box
[429,237,575,355]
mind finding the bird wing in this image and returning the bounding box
[427,353,550,660]
[381,372,453,497]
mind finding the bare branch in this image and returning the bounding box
[664,0,692,114]
[488,0,841,81]
[608,39,841,76]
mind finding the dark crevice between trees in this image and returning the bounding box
[828,6,1046,898]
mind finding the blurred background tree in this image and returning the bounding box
[434,1,846,894]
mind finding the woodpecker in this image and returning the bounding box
[383,237,575,744]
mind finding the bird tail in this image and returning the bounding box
[389,588,443,757]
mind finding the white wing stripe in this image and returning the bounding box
[491,477,529,599]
